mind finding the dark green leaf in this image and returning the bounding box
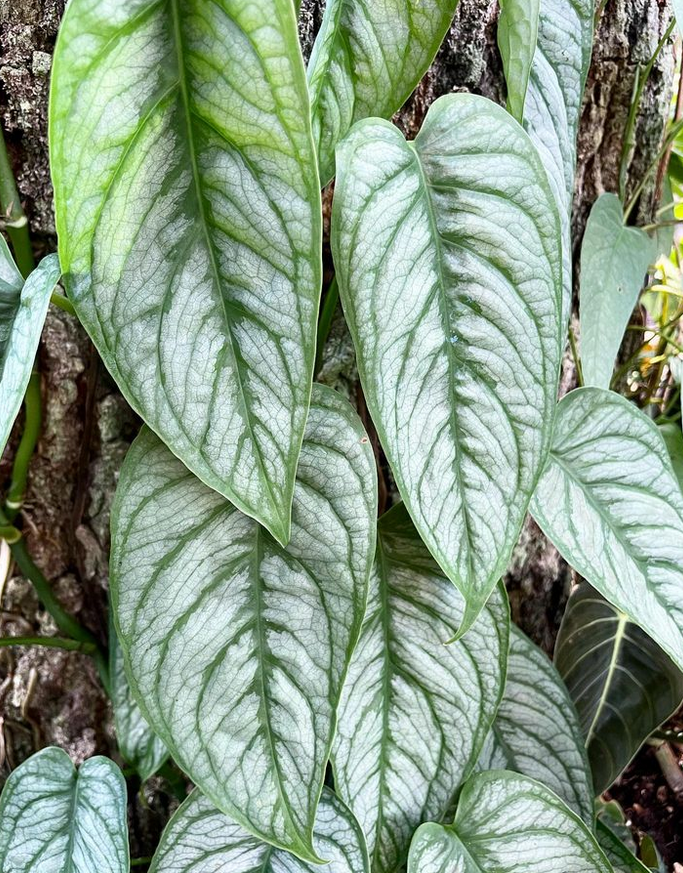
[659,422,683,491]
[596,821,650,873]
[498,0,540,123]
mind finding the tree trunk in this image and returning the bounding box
[0,0,676,860]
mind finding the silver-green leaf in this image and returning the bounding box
[110,384,377,862]
[580,193,655,389]
[50,0,322,544]
[555,582,683,794]
[307,0,458,185]
[531,386,683,673]
[0,245,60,458]
[149,788,368,873]
[0,746,129,873]
[407,771,611,873]
[331,504,509,873]
[332,93,563,634]
[498,0,540,123]
[659,421,683,491]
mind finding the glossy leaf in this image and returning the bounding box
[50,0,322,544]
[483,624,594,824]
[554,582,683,793]
[580,194,655,389]
[531,387,683,673]
[307,0,458,185]
[407,771,611,873]
[0,245,60,457]
[332,93,563,634]
[596,821,650,873]
[111,384,377,862]
[331,503,509,873]
[149,787,368,873]
[498,0,540,123]
[0,746,128,873]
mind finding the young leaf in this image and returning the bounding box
[580,193,655,389]
[407,771,611,873]
[554,582,683,794]
[498,0,540,123]
[0,244,60,457]
[331,503,509,873]
[596,821,651,873]
[531,387,683,673]
[481,625,594,825]
[0,746,129,873]
[110,385,377,862]
[149,787,368,873]
[307,0,458,185]
[49,0,322,545]
[332,93,563,634]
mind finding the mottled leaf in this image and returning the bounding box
[596,820,650,873]
[0,746,128,873]
[554,582,683,793]
[50,0,322,544]
[498,0,540,123]
[331,503,509,873]
[110,385,377,861]
[332,93,563,634]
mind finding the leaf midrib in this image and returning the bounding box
[584,610,627,747]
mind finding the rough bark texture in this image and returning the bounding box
[0,0,678,864]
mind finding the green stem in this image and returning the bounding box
[5,371,42,516]
[314,277,340,378]
[131,859,153,868]
[624,115,683,222]
[0,635,97,653]
[50,291,76,317]
[568,324,584,387]
[0,125,34,279]
[640,218,679,232]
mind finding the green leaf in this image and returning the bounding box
[407,771,611,873]
[110,384,377,862]
[554,581,683,794]
[307,0,458,185]
[579,194,655,389]
[0,246,60,457]
[481,625,594,825]
[0,746,129,873]
[498,0,540,123]
[149,787,368,873]
[49,0,322,545]
[331,503,509,873]
[531,386,683,673]
[659,422,683,490]
[596,820,650,873]
[332,93,563,634]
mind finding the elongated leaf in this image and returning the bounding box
[596,821,650,873]
[111,384,377,862]
[0,246,60,457]
[331,503,509,873]
[150,787,368,873]
[531,386,683,673]
[50,0,322,544]
[307,0,458,185]
[407,771,611,873]
[498,0,540,123]
[332,93,563,634]
[580,194,655,389]
[554,582,683,793]
[0,746,128,873]
[482,625,594,824]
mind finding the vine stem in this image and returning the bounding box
[5,371,42,515]
[314,277,340,377]
[0,636,97,654]
[0,124,34,279]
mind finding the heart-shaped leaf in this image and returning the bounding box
[531,387,683,673]
[580,193,655,389]
[596,820,651,873]
[332,93,563,634]
[498,0,540,123]
[407,771,611,873]
[149,788,368,873]
[554,581,683,793]
[331,503,509,873]
[307,0,458,185]
[480,624,594,824]
[110,384,377,862]
[50,0,322,544]
[0,245,60,457]
[0,747,128,873]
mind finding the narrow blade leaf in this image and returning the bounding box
[531,386,683,673]
[307,0,458,185]
[554,582,683,793]
[407,771,611,873]
[498,0,540,123]
[111,385,377,861]
[331,504,509,873]
[149,788,368,873]
[596,821,650,873]
[332,93,563,633]
[0,747,129,873]
[50,0,322,544]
